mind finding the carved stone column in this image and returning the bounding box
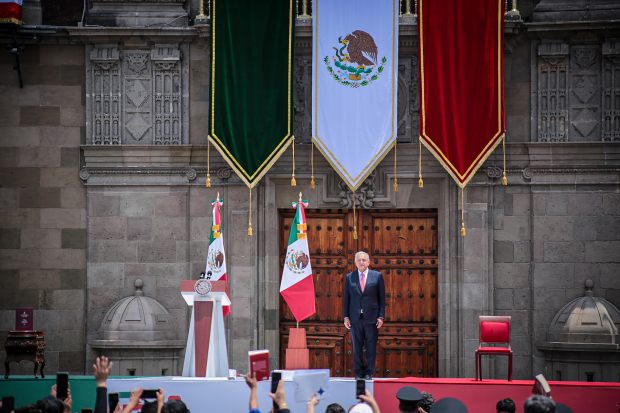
[536,40,569,142]
[602,39,620,142]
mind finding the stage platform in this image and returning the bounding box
[105,375,620,413]
[2,375,619,412]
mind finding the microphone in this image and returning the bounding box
[206,271,213,280]
[200,271,206,279]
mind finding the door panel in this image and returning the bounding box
[279,209,438,378]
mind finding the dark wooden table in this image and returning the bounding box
[4,330,46,379]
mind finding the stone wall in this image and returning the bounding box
[0,44,87,374]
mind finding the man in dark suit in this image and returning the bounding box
[343,251,386,379]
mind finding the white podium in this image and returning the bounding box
[181,280,230,377]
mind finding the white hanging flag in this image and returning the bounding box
[312,0,399,190]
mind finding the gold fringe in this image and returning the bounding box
[310,141,315,189]
[206,139,211,187]
[248,187,253,236]
[393,140,398,192]
[291,136,296,187]
[418,139,423,188]
[502,135,507,185]
[461,186,465,236]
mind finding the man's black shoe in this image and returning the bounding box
[355,376,364,380]
[364,375,372,380]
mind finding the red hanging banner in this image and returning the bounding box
[418,0,505,188]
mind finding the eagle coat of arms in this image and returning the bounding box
[325,30,387,88]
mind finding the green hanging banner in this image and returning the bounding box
[209,0,296,188]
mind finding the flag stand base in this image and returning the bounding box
[285,328,309,370]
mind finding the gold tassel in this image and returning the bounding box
[502,135,507,185]
[206,138,211,187]
[248,187,253,236]
[393,140,398,192]
[353,192,358,240]
[418,139,423,188]
[291,136,296,187]
[461,186,465,236]
[310,141,315,189]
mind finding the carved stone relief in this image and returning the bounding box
[569,45,600,141]
[339,170,376,209]
[294,56,312,144]
[86,44,189,145]
[89,45,122,145]
[537,40,569,142]
[397,57,412,142]
[602,39,620,141]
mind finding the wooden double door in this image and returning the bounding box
[279,208,439,378]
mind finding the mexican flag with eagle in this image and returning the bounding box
[206,196,230,317]
[280,195,315,322]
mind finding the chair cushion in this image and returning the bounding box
[477,347,511,353]
[480,321,509,343]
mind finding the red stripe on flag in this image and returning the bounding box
[280,275,315,322]
[220,272,230,317]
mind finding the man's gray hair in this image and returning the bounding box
[355,251,369,261]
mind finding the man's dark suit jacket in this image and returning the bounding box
[343,270,386,324]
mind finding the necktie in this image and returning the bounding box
[361,272,366,292]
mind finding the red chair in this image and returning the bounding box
[475,316,512,381]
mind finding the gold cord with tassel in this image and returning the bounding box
[393,140,398,192]
[248,187,253,236]
[206,138,211,187]
[418,139,424,188]
[353,191,358,240]
[502,135,507,186]
[310,141,315,189]
[291,136,297,187]
[461,186,466,236]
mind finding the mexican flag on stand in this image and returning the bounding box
[280,198,315,322]
[206,197,230,317]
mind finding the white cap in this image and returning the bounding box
[349,402,373,413]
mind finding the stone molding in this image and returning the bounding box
[79,166,233,183]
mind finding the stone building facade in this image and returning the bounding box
[0,0,619,380]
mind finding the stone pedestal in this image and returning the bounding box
[85,0,188,27]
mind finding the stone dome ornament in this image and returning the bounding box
[98,279,179,341]
[537,279,620,382]
[545,279,620,347]
[90,279,186,376]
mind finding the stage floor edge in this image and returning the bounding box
[373,377,620,413]
[105,376,620,413]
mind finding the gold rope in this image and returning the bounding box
[393,140,398,192]
[353,190,357,240]
[206,138,211,187]
[248,187,253,236]
[461,186,466,236]
[418,139,423,188]
[291,136,296,187]
[310,141,315,189]
[502,135,507,185]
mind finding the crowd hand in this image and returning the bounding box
[94,356,114,387]
[63,394,73,413]
[268,379,287,410]
[359,390,380,413]
[156,388,165,413]
[376,318,384,329]
[244,372,258,389]
[344,318,351,329]
[129,387,144,406]
[306,393,319,413]
[52,383,71,400]
[113,402,122,413]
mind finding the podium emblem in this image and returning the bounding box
[194,279,213,295]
